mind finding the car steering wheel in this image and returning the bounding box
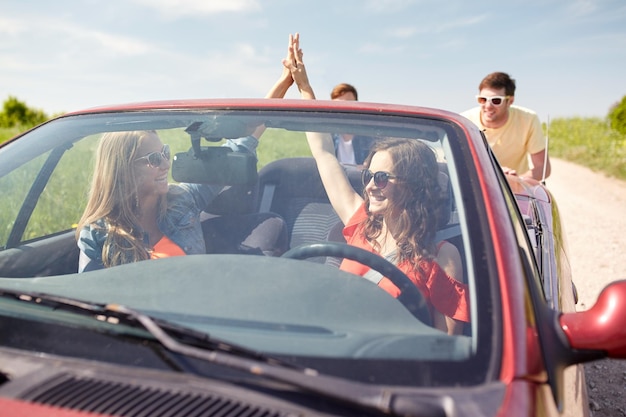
[282,242,432,326]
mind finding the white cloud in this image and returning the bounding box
[129,0,262,18]
[564,0,626,25]
[363,0,416,14]
[180,42,274,90]
[0,54,45,72]
[383,14,485,41]
[387,27,417,39]
[67,27,155,56]
[567,0,597,17]
[357,42,406,55]
[0,17,27,35]
[431,14,486,33]
[1,15,156,57]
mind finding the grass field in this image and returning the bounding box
[546,117,626,180]
[0,126,310,245]
[0,115,624,245]
[0,126,22,144]
[2,116,625,180]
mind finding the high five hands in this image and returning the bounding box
[282,33,315,100]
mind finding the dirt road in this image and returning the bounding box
[546,158,626,416]
[547,158,626,311]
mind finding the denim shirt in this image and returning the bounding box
[77,136,258,272]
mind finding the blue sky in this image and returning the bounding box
[1,0,625,121]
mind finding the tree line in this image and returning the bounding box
[2,94,626,134]
[609,96,626,135]
[0,96,49,129]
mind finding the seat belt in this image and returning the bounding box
[259,184,276,212]
[362,251,397,284]
[363,268,384,284]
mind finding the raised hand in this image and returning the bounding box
[283,33,316,99]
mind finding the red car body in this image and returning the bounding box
[1,99,625,417]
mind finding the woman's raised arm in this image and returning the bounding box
[284,33,363,223]
[305,131,363,224]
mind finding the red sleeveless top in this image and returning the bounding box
[151,235,186,259]
[340,204,470,322]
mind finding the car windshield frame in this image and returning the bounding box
[0,106,500,388]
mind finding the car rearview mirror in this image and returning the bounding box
[171,147,257,185]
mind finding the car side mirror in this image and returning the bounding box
[560,279,626,358]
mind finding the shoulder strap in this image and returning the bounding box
[362,251,397,284]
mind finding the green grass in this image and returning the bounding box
[546,117,626,180]
[0,127,310,245]
[0,126,22,144]
[3,117,624,180]
[0,117,624,246]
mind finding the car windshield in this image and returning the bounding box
[0,105,495,388]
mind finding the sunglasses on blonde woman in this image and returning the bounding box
[134,144,171,168]
[476,95,510,106]
[361,169,398,189]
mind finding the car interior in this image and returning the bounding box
[0,130,463,280]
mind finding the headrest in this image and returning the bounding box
[257,158,452,227]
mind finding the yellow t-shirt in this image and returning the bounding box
[461,105,545,175]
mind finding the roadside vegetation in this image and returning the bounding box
[0,96,49,142]
[1,95,626,181]
[547,115,626,180]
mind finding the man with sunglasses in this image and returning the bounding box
[461,72,551,181]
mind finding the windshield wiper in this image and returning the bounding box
[0,289,451,417]
[0,288,296,369]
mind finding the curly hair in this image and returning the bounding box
[361,138,442,266]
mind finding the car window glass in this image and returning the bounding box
[0,110,493,388]
[24,136,98,241]
[0,153,46,248]
[257,128,310,168]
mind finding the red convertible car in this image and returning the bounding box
[0,99,625,417]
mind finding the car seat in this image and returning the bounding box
[256,157,457,264]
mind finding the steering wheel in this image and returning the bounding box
[282,242,432,326]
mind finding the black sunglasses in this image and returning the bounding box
[134,144,171,168]
[361,169,398,189]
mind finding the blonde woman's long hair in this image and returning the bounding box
[75,130,166,267]
[362,138,442,266]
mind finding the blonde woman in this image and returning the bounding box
[76,48,299,271]
[76,130,286,271]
